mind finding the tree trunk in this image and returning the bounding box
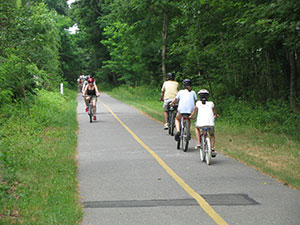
[289,51,299,113]
[264,50,275,96]
[161,6,168,81]
[111,72,117,86]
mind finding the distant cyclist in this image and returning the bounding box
[160,73,179,130]
[83,78,100,120]
[170,79,197,141]
[190,89,218,157]
[81,75,90,94]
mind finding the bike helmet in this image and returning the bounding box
[167,72,175,80]
[198,89,209,101]
[183,79,192,88]
[88,78,94,83]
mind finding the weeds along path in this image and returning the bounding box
[0,90,82,224]
[77,92,300,225]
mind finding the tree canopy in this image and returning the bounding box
[0,0,299,112]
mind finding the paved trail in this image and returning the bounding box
[77,93,300,225]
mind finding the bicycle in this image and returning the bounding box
[87,98,94,123]
[167,103,178,136]
[177,114,191,152]
[83,95,97,123]
[197,127,212,165]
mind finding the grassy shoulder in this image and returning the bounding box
[105,85,300,190]
[0,89,82,224]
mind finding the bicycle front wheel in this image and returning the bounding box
[205,137,211,165]
[200,135,205,162]
[88,103,93,123]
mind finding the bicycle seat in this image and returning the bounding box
[181,113,190,117]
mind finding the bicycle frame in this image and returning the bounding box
[84,95,97,123]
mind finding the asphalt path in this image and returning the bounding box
[77,93,300,225]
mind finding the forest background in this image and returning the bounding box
[1,0,300,135]
[0,0,300,223]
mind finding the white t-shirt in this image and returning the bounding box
[195,101,215,127]
[176,89,197,114]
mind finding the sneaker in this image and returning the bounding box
[175,131,180,141]
[85,107,88,112]
[195,144,201,150]
[93,116,96,121]
[211,148,217,158]
[164,123,169,130]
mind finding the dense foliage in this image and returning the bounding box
[0,0,82,108]
[72,0,299,114]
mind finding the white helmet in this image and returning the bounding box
[198,89,209,101]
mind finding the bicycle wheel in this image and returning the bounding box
[183,121,189,152]
[88,103,93,123]
[168,111,172,135]
[205,137,211,165]
[171,111,176,136]
[200,135,205,162]
[177,135,181,149]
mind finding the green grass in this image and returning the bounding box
[0,89,82,224]
[105,85,300,190]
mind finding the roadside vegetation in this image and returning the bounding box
[105,85,300,190]
[0,89,82,224]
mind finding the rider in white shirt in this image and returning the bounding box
[171,79,197,141]
[190,89,218,157]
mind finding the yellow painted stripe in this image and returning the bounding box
[100,101,228,225]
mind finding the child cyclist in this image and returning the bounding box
[170,79,197,141]
[190,89,218,157]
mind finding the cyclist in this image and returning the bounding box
[189,89,218,157]
[83,78,100,120]
[81,75,90,94]
[160,72,179,130]
[170,79,197,141]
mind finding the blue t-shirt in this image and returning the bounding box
[176,89,197,114]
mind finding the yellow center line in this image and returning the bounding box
[100,100,228,225]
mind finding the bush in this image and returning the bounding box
[217,97,300,140]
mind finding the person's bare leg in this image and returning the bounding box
[93,99,97,114]
[175,114,181,132]
[210,134,215,148]
[195,127,201,144]
[85,97,90,108]
[164,111,168,124]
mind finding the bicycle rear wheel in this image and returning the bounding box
[183,121,189,152]
[168,111,172,135]
[200,135,205,162]
[171,111,176,136]
[177,136,181,149]
[205,137,211,165]
[176,125,181,149]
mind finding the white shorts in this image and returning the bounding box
[162,99,173,111]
